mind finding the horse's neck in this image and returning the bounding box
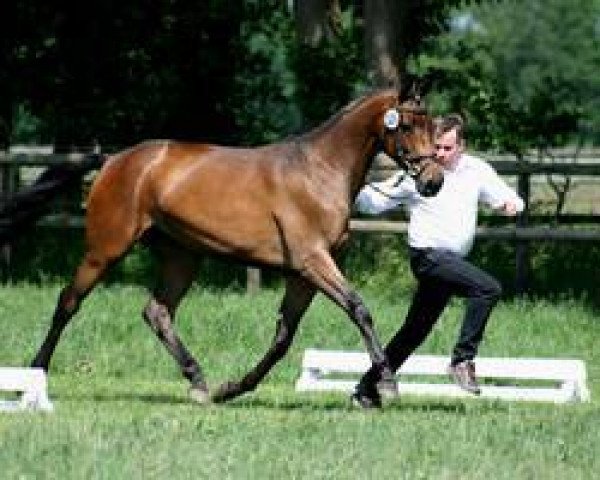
[308,103,380,198]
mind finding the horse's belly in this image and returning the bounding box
[150,157,310,267]
[154,205,284,265]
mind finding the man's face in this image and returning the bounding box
[434,127,463,169]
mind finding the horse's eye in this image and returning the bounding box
[400,123,413,133]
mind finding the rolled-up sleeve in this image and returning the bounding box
[479,163,525,213]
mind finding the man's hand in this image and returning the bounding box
[500,201,518,216]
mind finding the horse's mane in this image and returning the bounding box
[300,88,397,141]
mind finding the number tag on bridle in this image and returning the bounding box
[383,109,400,130]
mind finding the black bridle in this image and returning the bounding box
[378,104,436,186]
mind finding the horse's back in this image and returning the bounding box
[89,139,297,214]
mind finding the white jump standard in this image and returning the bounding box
[295,349,590,404]
[0,367,54,412]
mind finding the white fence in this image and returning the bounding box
[296,349,590,404]
[0,367,53,412]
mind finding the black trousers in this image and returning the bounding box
[359,247,502,391]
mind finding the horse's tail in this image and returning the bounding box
[0,153,106,244]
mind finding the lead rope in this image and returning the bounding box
[364,170,408,201]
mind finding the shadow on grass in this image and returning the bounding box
[206,394,511,415]
[54,391,192,406]
[51,389,512,415]
[49,374,513,414]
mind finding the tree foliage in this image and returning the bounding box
[3,1,367,147]
[232,1,363,142]
[2,0,598,153]
[415,0,600,152]
[5,1,245,147]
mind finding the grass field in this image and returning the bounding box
[1,283,599,479]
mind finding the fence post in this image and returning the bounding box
[246,267,261,294]
[0,152,15,280]
[515,161,530,295]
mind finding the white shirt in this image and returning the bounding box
[355,153,525,257]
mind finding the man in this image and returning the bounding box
[352,114,524,408]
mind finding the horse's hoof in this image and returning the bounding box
[377,379,399,399]
[189,385,211,404]
[210,381,238,404]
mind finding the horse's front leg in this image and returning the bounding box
[303,250,398,399]
[211,275,316,403]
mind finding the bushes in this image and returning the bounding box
[5,227,599,308]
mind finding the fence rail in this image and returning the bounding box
[1,149,600,293]
[350,219,600,241]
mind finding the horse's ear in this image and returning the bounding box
[399,71,442,101]
[399,74,418,100]
[386,77,400,90]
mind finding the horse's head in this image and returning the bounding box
[378,92,444,197]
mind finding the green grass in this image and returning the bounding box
[1,283,599,479]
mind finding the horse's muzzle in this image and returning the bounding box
[416,177,443,197]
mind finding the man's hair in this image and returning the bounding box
[434,113,465,143]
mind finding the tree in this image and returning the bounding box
[418,0,600,152]
[294,0,342,46]
[363,0,402,86]
[293,1,491,89]
[2,1,502,147]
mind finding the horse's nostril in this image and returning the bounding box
[418,178,443,197]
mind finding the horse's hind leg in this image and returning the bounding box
[32,200,141,371]
[211,275,316,403]
[143,237,209,403]
[31,252,111,371]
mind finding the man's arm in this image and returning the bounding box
[478,161,525,216]
[355,172,410,215]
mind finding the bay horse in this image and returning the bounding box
[20,88,443,404]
